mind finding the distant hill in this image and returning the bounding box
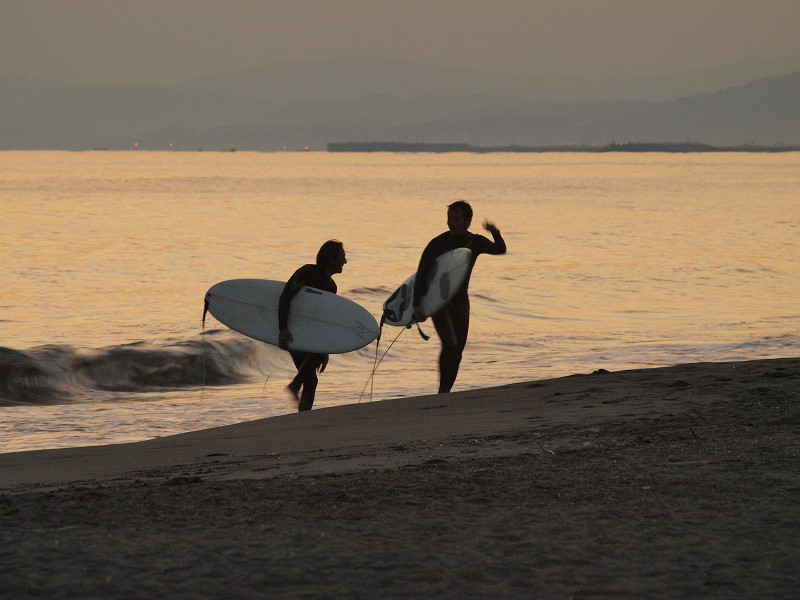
[181,57,590,104]
[392,71,800,147]
[1,60,799,150]
[183,55,800,103]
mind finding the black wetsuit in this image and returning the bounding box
[278,264,337,411]
[413,229,506,393]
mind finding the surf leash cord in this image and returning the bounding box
[358,323,409,403]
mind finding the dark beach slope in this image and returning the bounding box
[1,357,798,599]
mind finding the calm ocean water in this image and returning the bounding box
[2,150,798,453]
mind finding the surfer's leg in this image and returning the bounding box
[433,309,459,393]
[438,355,456,393]
[296,354,323,411]
[298,377,317,411]
[287,352,307,402]
[434,304,470,393]
[286,383,300,405]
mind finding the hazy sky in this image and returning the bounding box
[2,0,799,86]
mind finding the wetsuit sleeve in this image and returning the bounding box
[278,266,310,331]
[278,265,336,330]
[412,239,441,306]
[473,229,507,256]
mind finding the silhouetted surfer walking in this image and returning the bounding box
[278,240,347,411]
[412,201,506,393]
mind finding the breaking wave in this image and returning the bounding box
[0,331,271,406]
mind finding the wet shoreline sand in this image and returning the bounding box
[2,357,798,598]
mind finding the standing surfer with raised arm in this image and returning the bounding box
[278,240,347,411]
[412,200,506,393]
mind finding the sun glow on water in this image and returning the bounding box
[1,150,799,451]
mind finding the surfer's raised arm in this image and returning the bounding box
[483,219,507,254]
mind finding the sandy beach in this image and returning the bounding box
[1,357,798,599]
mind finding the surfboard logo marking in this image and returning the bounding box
[351,320,373,340]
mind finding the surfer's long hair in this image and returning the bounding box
[316,239,344,267]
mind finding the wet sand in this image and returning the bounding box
[1,357,798,599]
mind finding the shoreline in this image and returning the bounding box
[2,357,798,598]
[2,357,788,492]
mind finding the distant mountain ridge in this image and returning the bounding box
[183,55,800,103]
[1,57,799,150]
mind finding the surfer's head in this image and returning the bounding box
[447,200,472,234]
[317,239,346,275]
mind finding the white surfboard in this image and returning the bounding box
[382,248,472,327]
[204,279,380,354]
